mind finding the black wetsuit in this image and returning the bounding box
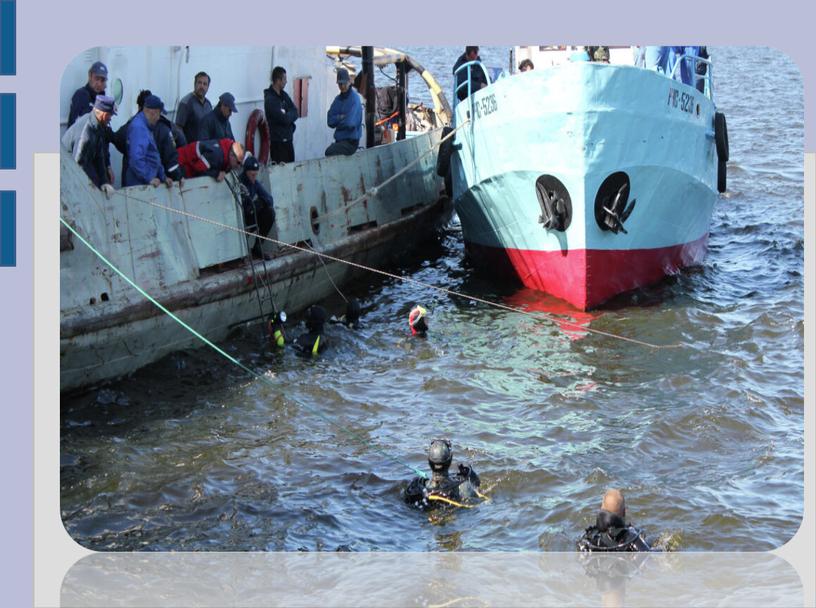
[577,510,651,552]
[292,329,329,357]
[404,463,481,509]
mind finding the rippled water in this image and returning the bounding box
[61,47,804,551]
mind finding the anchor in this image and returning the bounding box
[537,182,570,231]
[601,183,636,234]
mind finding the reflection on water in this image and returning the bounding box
[61,47,803,552]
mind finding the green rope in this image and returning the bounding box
[60,218,428,480]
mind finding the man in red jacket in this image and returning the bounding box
[177,139,245,182]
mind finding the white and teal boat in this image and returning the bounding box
[443,46,727,310]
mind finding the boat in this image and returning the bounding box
[60,45,453,392]
[443,45,728,310]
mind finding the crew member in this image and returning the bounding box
[239,155,276,260]
[325,68,362,157]
[177,139,244,182]
[198,92,238,141]
[577,489,651,552]
[175,71,212,144]
[264,66,299,163]
[61,95,116,197]
[452,46,487,101]
[404,439,482,510]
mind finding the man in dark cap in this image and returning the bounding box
[404,439,482,509]
[67,61,115,185]
[199,92,237,141]
[68,61,109,128]
[124,94,174,188]
[111,89,184,186]
[239,154,276,260]
[293,305,330,357]
[325,68,362,157]
[61,94,116,197]
[264,66,299,163]
[175,71,212,144]
[577,489,651,552]
[452,46,488,101]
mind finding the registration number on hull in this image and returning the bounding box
[473,93,498,119]
[667,87,695,115]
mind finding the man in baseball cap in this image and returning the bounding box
[325,67,362,157]
[198,91,238,141]
[67,60,115,184]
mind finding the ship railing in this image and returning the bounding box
[452,60,493,114]
[668,54,714,101]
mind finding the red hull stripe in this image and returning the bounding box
[467,234,709,310]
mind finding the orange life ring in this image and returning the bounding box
[245,109,270,164]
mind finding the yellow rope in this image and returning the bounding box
[426,494,474,509]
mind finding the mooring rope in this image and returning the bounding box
[60,217,429,480]
[99,191,679,350]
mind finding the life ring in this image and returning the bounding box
[245,109,270,165]
[436,126,454,177]
[714,112,729,162]
[717,159,727,193]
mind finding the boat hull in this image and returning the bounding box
[61,130,449,392]
[451,62,719,309]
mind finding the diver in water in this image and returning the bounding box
[577,489,651,552]
[267,310,288,349]
[408,304,428,336]
[293,305,330,357]
[404,439,482,509]
[330,298,362,329]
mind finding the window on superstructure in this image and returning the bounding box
[294,77,309,118]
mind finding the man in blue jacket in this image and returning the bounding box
[125,95,174,188]
[264,66,299,163]
[325,68,362,157]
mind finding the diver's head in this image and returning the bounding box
[409,305,428,335]
[428,439,452,473]
[306,305,327,332]
[601,488,626,519]
[345,298,361,326]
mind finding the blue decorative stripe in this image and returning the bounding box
[0,1,14,75]
[0,93,14,169]
[0,191,15,267]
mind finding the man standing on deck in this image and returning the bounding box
[67,61,115,185]
[61,95,116,197]
[325,68,362,157]
[199,92,238,141]
[175,71,212,144]
[264,66,299,163]
[452,46,487,101]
